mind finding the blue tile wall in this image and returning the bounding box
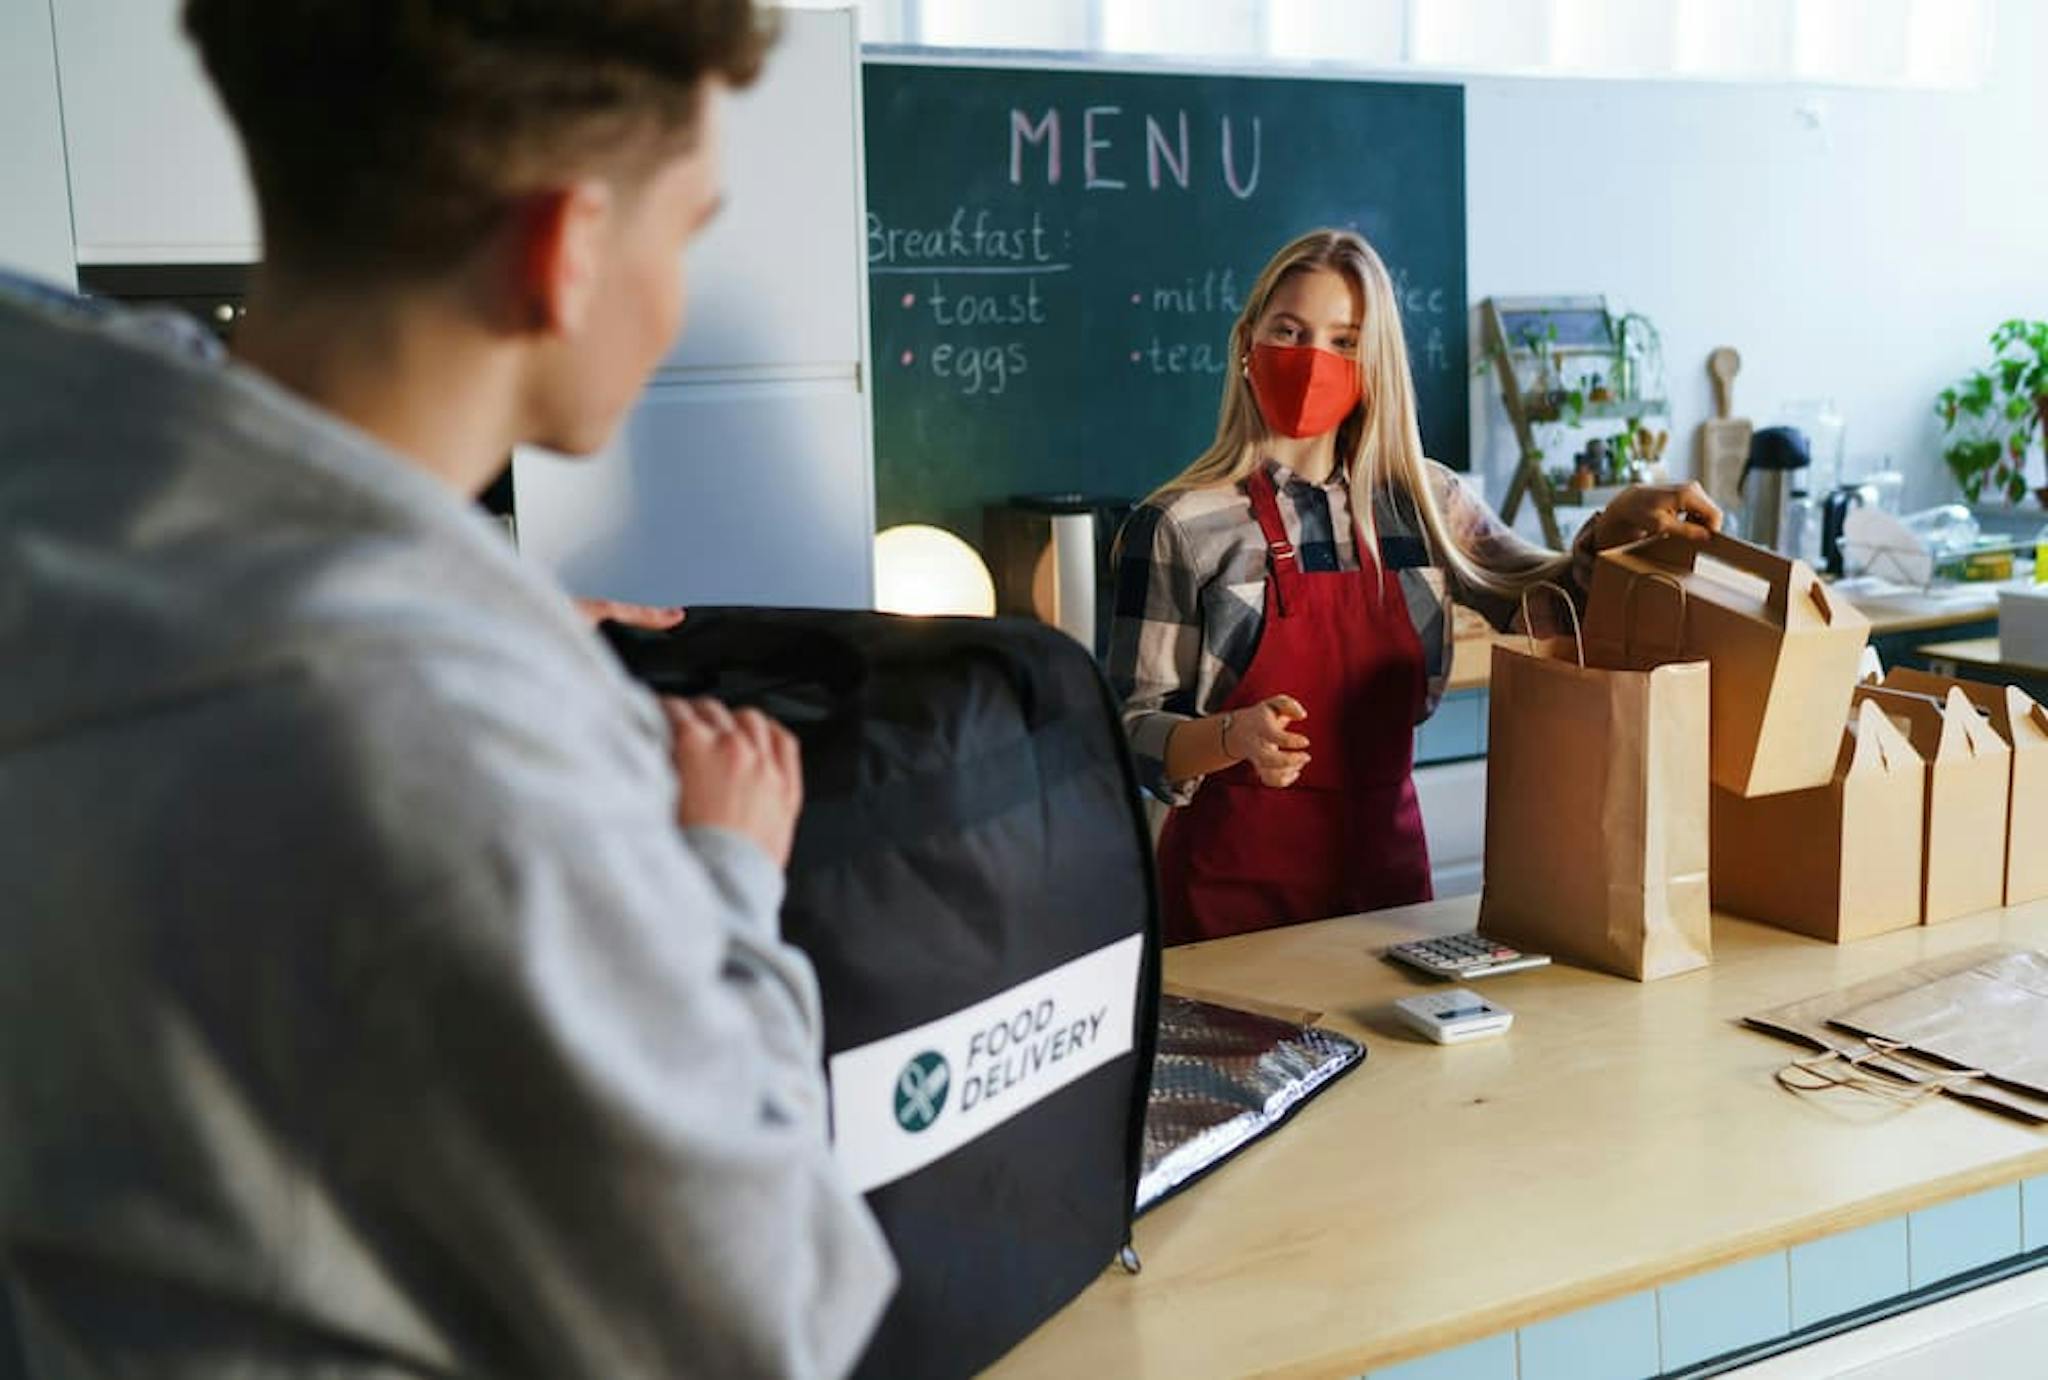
[1353,1183,2046,1379]
[1656,1253,1791,1372]
[1517,1290,1659,1380]
[1789,1218,1910,1329]
[1909,1185,2023,1287]
[1366,1330,1516,1380]
[1416,689,1486,764]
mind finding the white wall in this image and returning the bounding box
[0,0,78,288]
[1466,0,2048,518]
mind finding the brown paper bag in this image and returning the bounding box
[1829,948,2048,1099]
[1876,667,2048,908]
[1583,531,1870,797]
[1478,598,1713,982]
[1712,699,1923,943]
[1745,943,2048,1123]
[1853,684,2009,924]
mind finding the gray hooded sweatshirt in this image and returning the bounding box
[0,281,895,1378]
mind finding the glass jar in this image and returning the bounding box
[1782,491,1823,565]
[1778,399,1847,495]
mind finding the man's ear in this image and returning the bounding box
[514,180,612,335]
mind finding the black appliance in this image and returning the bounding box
[1820,482,1878,578]
[76,262,249,340]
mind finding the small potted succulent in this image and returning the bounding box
[1936,319,2048,504]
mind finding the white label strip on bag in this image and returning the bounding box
[827,933,1145,1194]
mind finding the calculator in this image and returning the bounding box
[1383,932,1550,981]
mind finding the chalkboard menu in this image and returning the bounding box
[863,60,1467,544]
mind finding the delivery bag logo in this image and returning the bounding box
[830,934,1144,1193]
[894,1051,951,1132]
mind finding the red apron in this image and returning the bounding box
[1156,467,1432,945]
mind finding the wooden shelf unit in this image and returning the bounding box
[1482,295,1667,548]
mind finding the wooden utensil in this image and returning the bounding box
[1708,347,1740,419]
[1699,346,1751,512]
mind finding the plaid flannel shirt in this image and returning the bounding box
[1107,458,1596,805]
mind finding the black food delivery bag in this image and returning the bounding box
[604,609,1161,1378]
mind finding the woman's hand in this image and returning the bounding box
[1227,694,1312,788]
[1592,483,1723,551]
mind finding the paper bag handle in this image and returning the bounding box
[1517,580,1585,668]
[1619,570,1690,665]
[1777,1038,1986,1107]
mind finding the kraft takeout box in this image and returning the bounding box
[1852,682,2010,925]
[1711,698,1923,944]
[1583,531,1870,798]
[1870,667,2048,908]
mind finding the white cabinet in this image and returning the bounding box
[0,0,76,286]
[515,7,875,610]
[514,381,873,610]
[667,11,865,373]
[36,0,875,609]
[1415,759,1486,899]
[50,0,261,263]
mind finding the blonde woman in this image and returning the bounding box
[1109,229,1719,945]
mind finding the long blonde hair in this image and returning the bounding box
[1152,229,1565,599]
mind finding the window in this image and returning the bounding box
[1552,0,1678,77]
[1793,0,1910,84]
[1673,0,1793,80]
[859,0,1992,90]
[920,0,1095,50]
[1099,0,1261,59]
[1409,0,1550,72]
[1266,0,1406,67]
[1904,0,1993,88]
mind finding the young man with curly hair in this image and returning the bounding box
[0,4,894,1374]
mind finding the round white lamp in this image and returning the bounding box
[873,524,996,617]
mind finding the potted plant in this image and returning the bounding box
[1518,321,1581,423]
[1474,319,1584,425]
[1936,319,2048,504]
[1612,311,1664,405]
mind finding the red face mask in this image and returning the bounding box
[1246,342,1361,438]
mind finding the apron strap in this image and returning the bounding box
[1246,467,1300,617]
[1250,466,1387,615]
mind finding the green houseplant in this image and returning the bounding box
[1936,319,2048,504]
[1612,311,1664,405]
[1499,318,1586,426]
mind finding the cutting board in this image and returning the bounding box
[1699,345,1751,513]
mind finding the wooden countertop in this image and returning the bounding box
[1917,635,2048,679]
[1441,583,2002,694]
[1445,631,1503,692]
[1840,582,2003,637]
[986,898,2048,1380]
